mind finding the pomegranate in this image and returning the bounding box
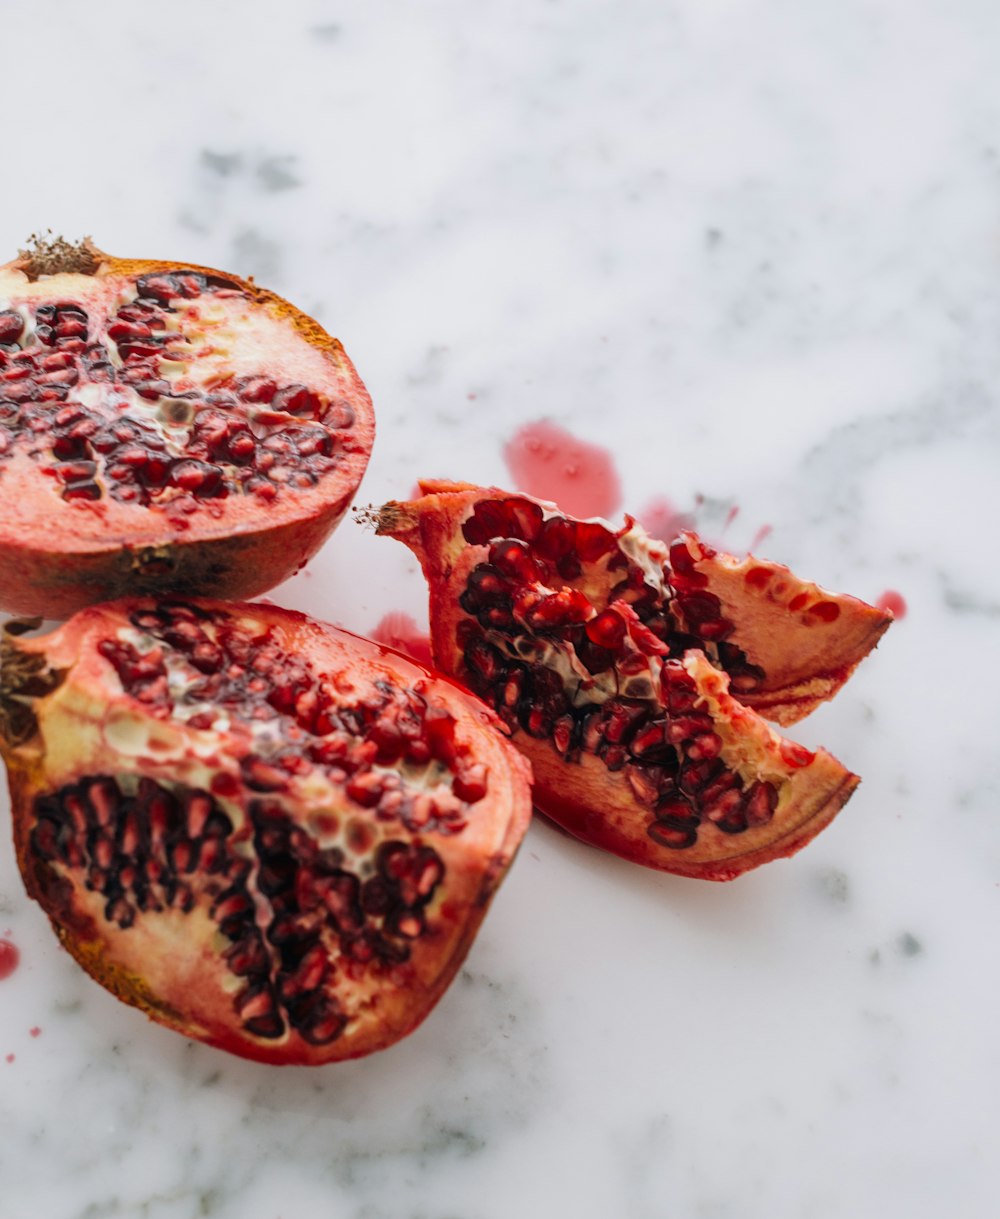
[0,236,374,617]
[0,598,532,1063]
[375,480,893,880]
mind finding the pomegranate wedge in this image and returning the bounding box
[0,237,374,617]
[375,480,891,880]
[0,599,532,1063]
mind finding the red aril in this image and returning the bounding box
[0,599,531,1063]
[0,236,374,617]
[375,480,893,880]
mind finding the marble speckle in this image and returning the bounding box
[229,228,283,283]
[309,23,342,42]
[256,156,302,194]
[199,150,243,178]
[818,868,850,906]
[897,933,923,958]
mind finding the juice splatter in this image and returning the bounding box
[371,612,433,666]
[875,589,907,619]
[29,1027,41,1038]
[503,421,621,519]
[0,940,19,982]
[748,523,773,552]
[636,497,695,542]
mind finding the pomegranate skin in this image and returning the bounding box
[376,480,890,880]
[0,598,532,1064]
[0,240,375,617]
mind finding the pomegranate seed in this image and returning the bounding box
[586,608,626,650]
[626,764,664,807]
[325,401,355,429]
[695,618,734,642]
[237,375,277,403]
[552,714,575,756]
[686,732,723,761]
[704,788,743,823]
[629,720,668,760]
[668,537,711,586]
[648,819,698,849]
[667,713,714,745]
[676,591,723,625]
[453,764,487,804]
[54,460,97,484]
[524,587,592,630]
[0,311,23,345]
[745,781,778,826]
[779,740,814,769]
[489,538,544,584]
[63,480,101,501]
[272,384,319,416]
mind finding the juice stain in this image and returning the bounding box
[875,589,907,619]
[0,940,20,982]
[503,421,621,519]
[636,496,695,542]
[371,612,433,666]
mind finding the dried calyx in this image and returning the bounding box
[0,598,532,1063]
[376,480,893,880]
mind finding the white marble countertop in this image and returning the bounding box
[2,2,999,1216]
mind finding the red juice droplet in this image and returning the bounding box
[0,940,20,982]
[876,589,907,619]
[503,421,621,519]
[371,612,433,667]
[29,1027,41,1038]
[4,1054,13,1064]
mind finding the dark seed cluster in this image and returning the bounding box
[30,774,445,1044]
[458,497,777,849]
[0,270,357,506]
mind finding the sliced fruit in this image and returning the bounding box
[375,480,890,879]
[0,598,532,1063]
[0,236,374,617]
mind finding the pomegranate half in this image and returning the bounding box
[376,480,892,880]
[0,598,532,1063]
[0,237,374,617]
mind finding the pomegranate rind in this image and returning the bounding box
[669,533,892,725]
[0,247,375,617]
[527,653,858,880]
[377,480,890,723]
[0,599,532,1064]
[376,480,876,880]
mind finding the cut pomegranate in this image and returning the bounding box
[0,236,374,617]
[375,480,892,880]
[0,598,531,1063]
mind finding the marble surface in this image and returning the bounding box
[2,1,999,1216]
